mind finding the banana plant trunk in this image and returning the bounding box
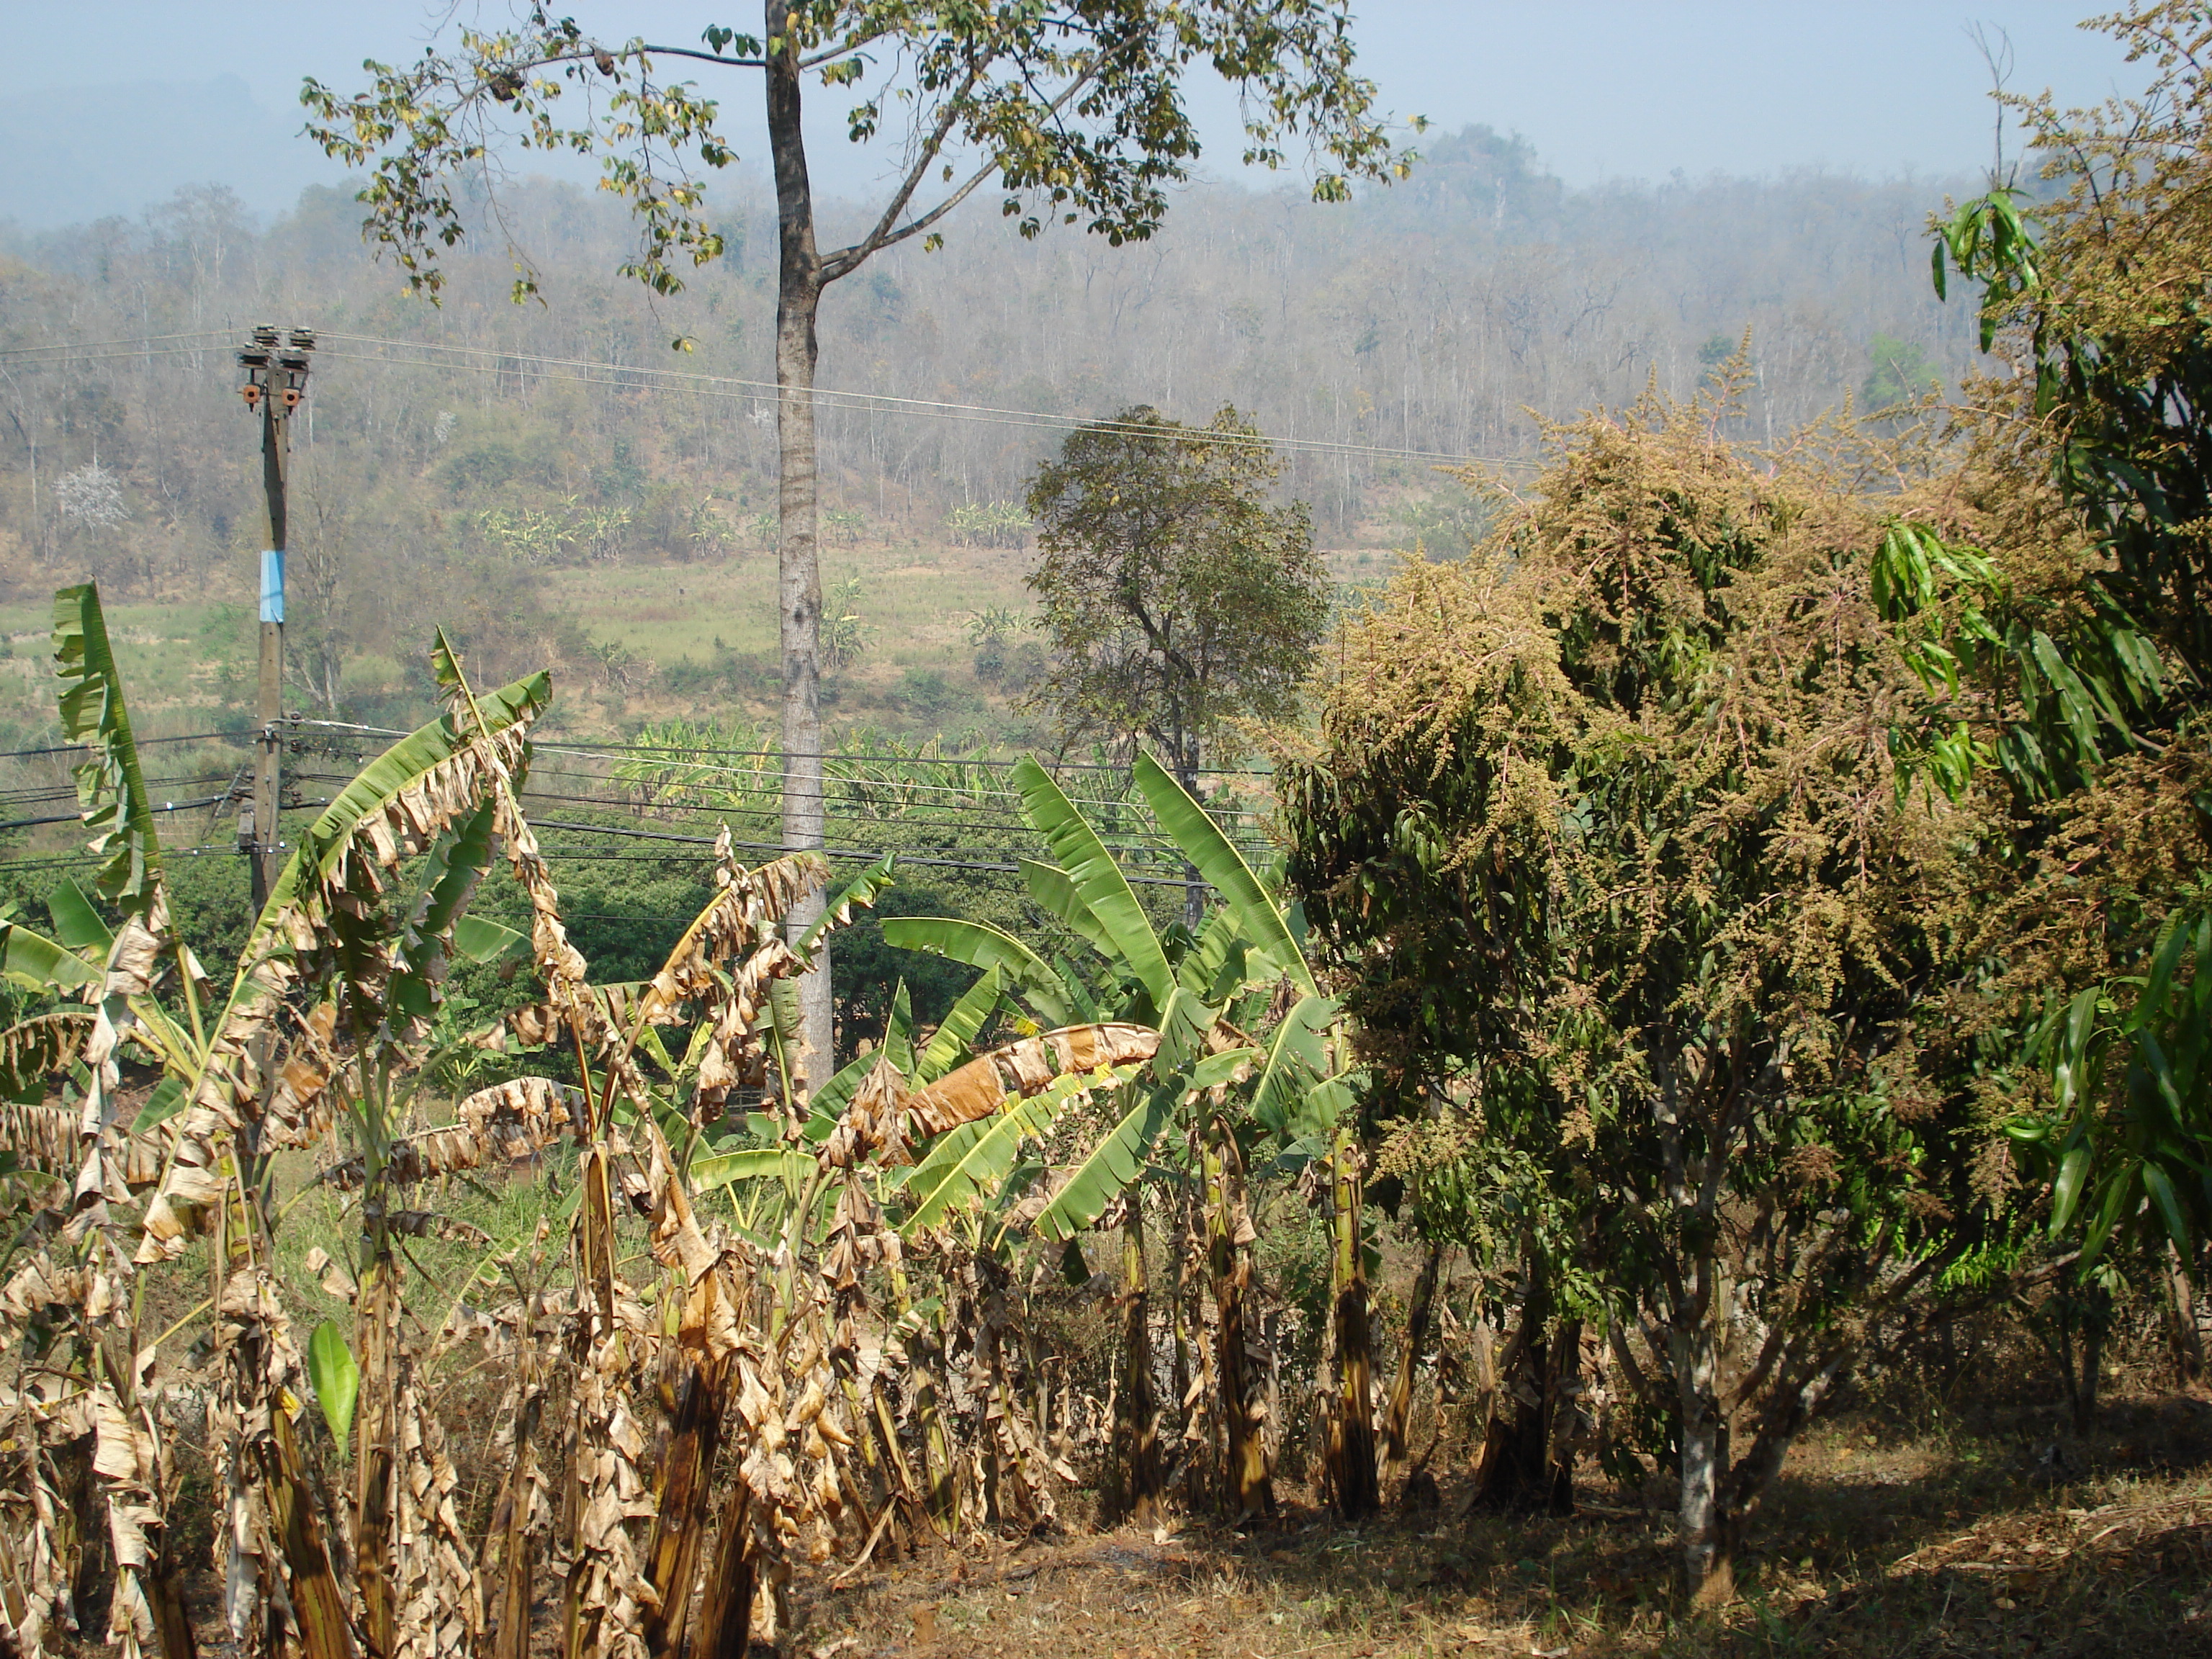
[352,1247,398,1659]
[764,0,831,1095]
[639,1349,733,1658]
[1203,1128,1272,1521]
[1323,1127,1380,1519]
[1380,1238,1444,1491]
[1111,1205,1164,1524]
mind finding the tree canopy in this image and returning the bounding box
[1025,405,1328,780]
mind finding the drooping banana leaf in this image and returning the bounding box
[1250,994,1339,1133]
[1135,751,1316,997]
[1013,757,1172,1011]
[45,878,113,962]
[796,853,898,954]
[879,916,1074,1028]
[689,1146,818,1192]
[1032,1079,1178,1244]
[899,1068,1120,1234]
[138,664,553,1262]
[1021,859,1116,961]
[52,584,165,920]
[0,921,98,997]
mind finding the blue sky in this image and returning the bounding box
[0,2,2144,227]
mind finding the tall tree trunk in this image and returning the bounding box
[765,0,831,1096]
[1324,1128,1379,1519]
[1205,1130,1272,1521]
[1673,1253,1734,1608]
[1110,1204,1164,1524]
[1381,1238,1444,1493]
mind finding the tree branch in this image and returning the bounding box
[819,61,984,283]
[639,45,768,68]
[819,53,1110,282]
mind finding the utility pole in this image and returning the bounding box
[236,326,313,910]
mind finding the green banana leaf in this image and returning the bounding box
[0,921,99,996]
[1250,994,1339,1133]
[45,878,113,961]
[1013,757,1172,1011]
[915,965,1004,1085]
[690,1146,818,1192]
[390,796,502,1028]
[798,854,898,954]
[1021,859,1116,961]
[900,1068,1125,1233]
[1033,1080,1178,1244]
[879,916,1074,1028]
[1135,751,1316,997]
[52,584,165,920]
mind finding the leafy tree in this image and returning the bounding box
[303,2,1411,1092]
[1860,332,1938,410]
[1910,1,2212,1310]
[1281,382,1995,1602]
[1025,405,1328,786]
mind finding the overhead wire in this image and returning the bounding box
[315,331,1539,470]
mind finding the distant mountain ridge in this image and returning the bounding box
[0,73,345,228]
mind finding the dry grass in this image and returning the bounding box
[783,1396,2212,1659]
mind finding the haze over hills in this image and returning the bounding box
[0,127,1976,746]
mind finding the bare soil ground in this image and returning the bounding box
[787,1397,2212,1659]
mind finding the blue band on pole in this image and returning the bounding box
[259,549,284,624]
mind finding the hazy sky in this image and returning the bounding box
[0,2,2145,228]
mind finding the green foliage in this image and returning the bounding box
[1282,382,1994,1586]
[308,1320,361,1447]
[1861,332,1941,410]
[1025,405,1329,775]
[302,2,1413,303]
[822,575,870,670]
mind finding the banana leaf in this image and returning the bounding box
[915,966,1003,1085]
[880,916,1074,1027]
[1014,757,1171,1010]
[1033,1080,1178,1244]
[53,584,165,920]
[1135,751,1316,997]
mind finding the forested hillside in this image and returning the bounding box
[0,128,1972,737]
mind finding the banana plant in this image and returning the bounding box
[884,751,1361,1521]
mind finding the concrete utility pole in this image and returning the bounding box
[236,326,313,910]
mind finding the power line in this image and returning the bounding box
[531,818,1205,886]
[0,793,230,833]
[0,331,229,358]
[311,331,1536,470]
[0,732,245,763]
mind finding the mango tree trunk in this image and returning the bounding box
[1472,1244,1574,1516]
[1380,1238,1444,1496]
